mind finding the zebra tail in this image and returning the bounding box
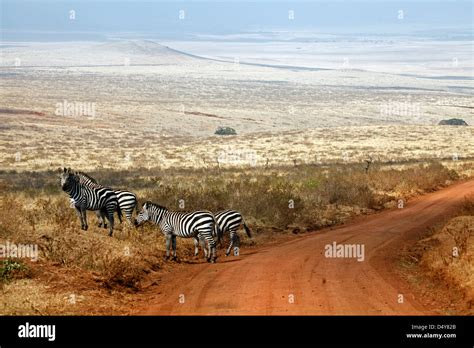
[243,221,252,238]
[116,204,123,223]
[214,219,223,244]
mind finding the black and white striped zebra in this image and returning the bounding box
[59,168,121,236]
[216,210,252,256]
[195,210,252,257]
[74,172,138,227]
[134,201,218,263]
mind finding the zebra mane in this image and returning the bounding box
[75,171,99,184]
[144,201,168,211]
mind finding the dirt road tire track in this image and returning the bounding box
[135,180,474,315]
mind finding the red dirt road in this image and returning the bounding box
[136,180,474,315]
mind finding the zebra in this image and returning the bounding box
[195,210,252,257]
[134,201,218,263]
[74,172,138,227]
[59,167,121,236]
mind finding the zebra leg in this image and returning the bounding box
[200,235,209,259]
[106,209,115,237]
[164,234,171,260]
[234,234,241,256]
[96,210,107,228]
[75,207,86,230]
[125,208,134,225]
[95,211,102,227]
[193,236,200,257]
[202,231,217,263]
[101,210,108,229]
[171,235,177,260]
[226,230,236,256]
[96,211,102,227]
[117,207,123,224]
[81,209,88,231]
[209,239,217,263]
[235,234,241,247]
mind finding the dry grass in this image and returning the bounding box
[420,215,474,312]
[0,160,471,314]
[0,112,473,172]
[403,195,474,313]
[0,275,135,315]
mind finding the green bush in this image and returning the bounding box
[214,126,237,135]
[0,259,27,283]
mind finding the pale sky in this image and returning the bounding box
[1,0,472,41]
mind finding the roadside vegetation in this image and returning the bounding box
[401,193,474,314]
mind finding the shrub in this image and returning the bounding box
[438,118,468,126]
[320,171,376,208]
[102,256,146,291]
[214,126,237,135]
[460,194,474,216]
[0,259,28,283]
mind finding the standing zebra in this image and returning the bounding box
[195,210,252,257]
[134,201,218,263]
[74,172,138,227]
[59,168,121,236]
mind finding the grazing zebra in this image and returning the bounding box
[74,172,138,227]
[134,201,218,263]
[59,168,121,236]
[195,210,252,257]
[216,210,252,256]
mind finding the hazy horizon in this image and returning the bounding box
[1,0,473,42]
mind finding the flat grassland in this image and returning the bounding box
[1,111,473,172]
[1,41,472,171]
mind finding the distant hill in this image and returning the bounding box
[93,40,180,56]
[0,40,199,68]
[438,118,468,126]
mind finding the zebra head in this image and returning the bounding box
[134,202,151,226]
[135,201,167,226]
[59,167,78,192]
